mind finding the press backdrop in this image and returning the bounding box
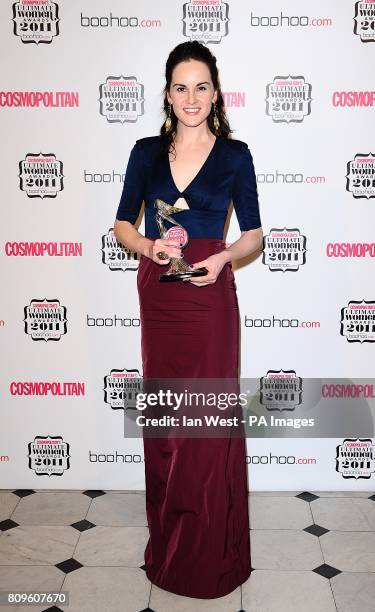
[1,0,375,490]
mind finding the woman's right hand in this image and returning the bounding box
[147,238,182,265]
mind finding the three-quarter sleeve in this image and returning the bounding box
[232,144,262,231]
[115,141,145,223]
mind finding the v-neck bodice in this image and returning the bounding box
[116,135,261,239]
[167,137,218,196]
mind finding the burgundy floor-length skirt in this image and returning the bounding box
[137,238,251,599]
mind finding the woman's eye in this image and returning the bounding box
[176,87,185,92]
[198,86,207,91]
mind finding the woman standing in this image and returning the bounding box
[114,41,262,599]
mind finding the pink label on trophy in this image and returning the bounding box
[166,226,188,245]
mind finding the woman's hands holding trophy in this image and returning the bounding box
[148,238,182,265]
[183,252,229,286]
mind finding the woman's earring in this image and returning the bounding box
[213,101,220,135]
[165,104,172,132]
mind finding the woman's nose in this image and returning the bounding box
[187,90,196,104]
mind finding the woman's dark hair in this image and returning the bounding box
[160,41,232,155]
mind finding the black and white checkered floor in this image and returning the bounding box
[1,489,375,611]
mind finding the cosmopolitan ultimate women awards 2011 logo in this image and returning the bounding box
[354,0,375,43]
[336,439,375,479]
[340,300,375,343]
[99,76,144,123]
[182,0,229,44]
[346,153,375,199]
[24,299,67,341]
[12,0,60,44]
[19,153,64,198]
[266,75,312,123]
[260,370,303,412]
[28,435,70,476]
[101,229,139,271]
[104,368,143,411]
[262,228,307,272]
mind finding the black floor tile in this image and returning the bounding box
[0,519,19,531]
[313,563,342,579]
[82,490,106,499]
[70,519,96,532]
[296,491,320,502]
[304,524,330,537]
[55,558,83,574]
[12,489,35,498]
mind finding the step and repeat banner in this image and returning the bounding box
[0,0,375,490]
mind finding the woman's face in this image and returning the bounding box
[167,59,217,130]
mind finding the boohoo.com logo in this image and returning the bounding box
[346,153,375,199]
[262,228,307,272]
[19,153,64,199]
[28,435,70,476]
[266,75,312,123]
[354,1,375,43]
[24,298,67,341]
[336,438,375,479]
[99,76,144,123]
[101,228,139,271]
[182,0,229,44]
[340,300,375,343]
[13,0,60,44]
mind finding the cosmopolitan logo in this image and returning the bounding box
[250,12,332,27]
[332,91,375,107]
[87,315,140,327]
[19,154,64,198]
[5,242,82,256]
[182,0,229,44]
[28,435,70,476]
[326,243,375,257]
[322,384,375,398]
[346,154,375,199]
[102,228,139,271]
[354,1,375,43]
[24,298,67,341]
[84,170,125,183]
[340,300,375,343]
[222,92,245,107]
[10,381,85,396]
[0,91,78,107]
[263,228,307,272]
[260,370,302,412]
[13,0,59,44]
[336,438,375,479]
[99,76,144,124]
[266,76,312,123]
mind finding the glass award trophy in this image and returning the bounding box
[154,198,208,282]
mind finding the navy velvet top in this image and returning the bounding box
[115,135,261,239]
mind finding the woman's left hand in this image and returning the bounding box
[183,252,229,286]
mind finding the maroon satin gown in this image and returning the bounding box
[137,238,251,599]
